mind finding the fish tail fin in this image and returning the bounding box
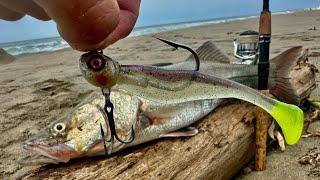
[186,40,230,63]
[270,100,304,145]
[269,46,314,105]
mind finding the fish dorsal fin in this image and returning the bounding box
[185,40,230,64]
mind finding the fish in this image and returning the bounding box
[20,41,307,165]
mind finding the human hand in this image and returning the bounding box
[0,0,141,51]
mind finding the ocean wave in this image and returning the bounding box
[1,37,69,56]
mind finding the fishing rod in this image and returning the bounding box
[258,0,271,90]
[256,0,271,171]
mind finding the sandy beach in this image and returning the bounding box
[1,9,320,179]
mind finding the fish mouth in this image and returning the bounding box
[19,142,76,165]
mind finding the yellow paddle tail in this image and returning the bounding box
[270,101,304,145]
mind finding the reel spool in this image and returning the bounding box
[233,30,259,64]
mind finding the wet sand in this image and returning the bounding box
[0,9,320,179]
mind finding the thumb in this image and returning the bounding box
[34,0,120,51]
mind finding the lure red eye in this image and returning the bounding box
[86,55,106,71]
[90,58,102,69]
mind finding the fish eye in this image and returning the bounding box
[54,123,66,133]
[86,54,106,72]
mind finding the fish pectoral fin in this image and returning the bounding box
[159,127,199,138]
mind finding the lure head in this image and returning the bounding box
[20,95,112,165]
[79,51,119,89]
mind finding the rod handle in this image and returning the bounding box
[259,11,271,35]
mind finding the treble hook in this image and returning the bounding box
[100,88,135,155]
[157,37,200,71]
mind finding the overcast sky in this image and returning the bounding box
[0,0,319,43]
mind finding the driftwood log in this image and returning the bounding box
[22,55,316,179]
